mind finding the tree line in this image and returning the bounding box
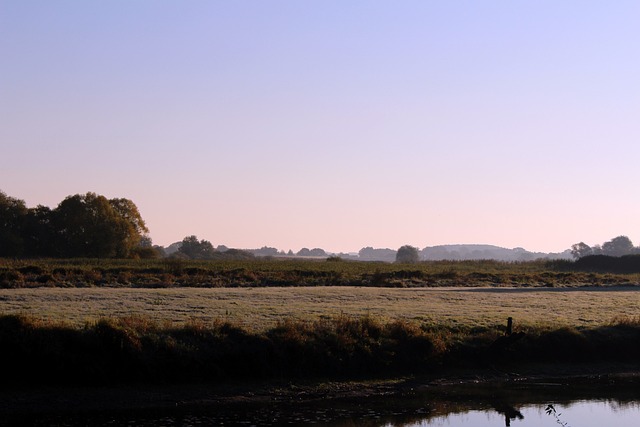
[0,190,151,258]
[4,188,636,263]
[168,235,254,260]
[570,235,639,259]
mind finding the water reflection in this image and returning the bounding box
[415,400,640,427]
[491,402,523,426]
[6,384,640,426]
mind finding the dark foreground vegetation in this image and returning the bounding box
[2,256,640,289]
[2,314,640,386]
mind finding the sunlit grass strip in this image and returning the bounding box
[3,286,640,331]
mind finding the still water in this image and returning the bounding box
[423,400,640,427]
[7,385,640,426]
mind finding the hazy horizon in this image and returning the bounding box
[3,2,638,254]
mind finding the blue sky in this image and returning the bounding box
[2,1,639,252]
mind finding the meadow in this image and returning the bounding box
[2,257,640,385]
[1,257,638,289]
[2,257,640,330]
[2,286,640,331]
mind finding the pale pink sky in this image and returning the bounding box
[2,2,639,253]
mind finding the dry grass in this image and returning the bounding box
[3,257,639,289]
[2,286,640,331]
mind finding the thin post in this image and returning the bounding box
[506,317,513,336]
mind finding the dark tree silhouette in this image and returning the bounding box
[570,236,637,259]
[570,242,592,259]
[22,205,55,257]
[0,191,28,257]
[0,191,150,258]
[53,193,149,258]
[602,235,634,257]
[178,235,216,259]
[396,245,420,263]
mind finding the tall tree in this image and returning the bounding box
[53,192,148,258]
[601,235,634,257]
[178,235,216,259]
[22,205,55,257]
[396,245,420,263]
[570,242,593,259]
[0,191,28,257]
[107,197,149,257]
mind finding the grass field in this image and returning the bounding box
[3,257,640,289]
[2,286,640,331]
[4,258,640,385]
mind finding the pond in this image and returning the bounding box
[6,382,640,426]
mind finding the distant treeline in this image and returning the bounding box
[3,190,638,264]
[570,236,640,259]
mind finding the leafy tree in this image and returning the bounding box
[0,191,28,257]
[570,242,593,259]
[152,245,167,257]
[309,248,327,256]
[297,248,311,256]
[138,236,153,247]
[295,247,327,257]
[22,205,55,257]
[0,191,149,258]
[396,245,420,263]
[254,246,279,256]
[108,197,149,254]
[53,193,117,257]
[53,192,148,258]
[358,247,397,262]
[570,236,637,259]
[130,236,163,259]
[601,235,634,257]
[178,235,216,259]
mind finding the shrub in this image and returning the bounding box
[0,270,24,288]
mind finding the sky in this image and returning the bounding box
[2,1,639,254]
